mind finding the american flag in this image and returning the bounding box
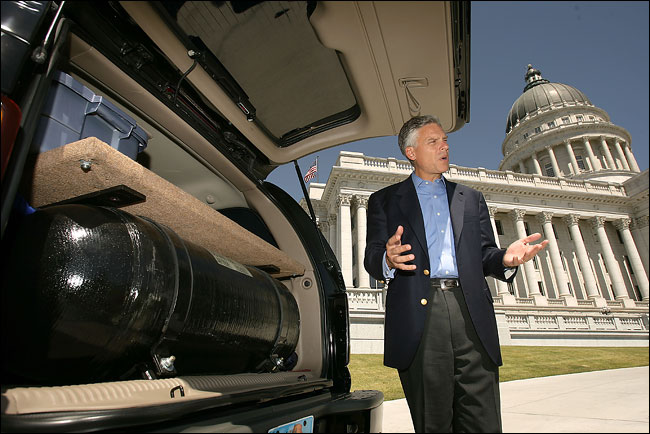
[303,158,318,183]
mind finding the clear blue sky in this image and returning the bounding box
[267,1,649,202]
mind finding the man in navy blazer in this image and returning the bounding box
[364,115,548,432]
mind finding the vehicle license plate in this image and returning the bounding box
[268,415,314,433]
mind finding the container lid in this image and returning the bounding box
[53,71,150,151]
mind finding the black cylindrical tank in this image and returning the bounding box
[1,204,300,386]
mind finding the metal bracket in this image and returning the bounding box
[45,185,146,208]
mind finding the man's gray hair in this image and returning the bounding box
[398,115,443,166]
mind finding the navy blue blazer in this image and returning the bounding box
[364,176,515,370]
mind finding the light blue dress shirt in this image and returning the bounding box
[383,172,459,279]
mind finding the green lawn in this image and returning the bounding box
[349,346,649,401]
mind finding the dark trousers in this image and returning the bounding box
[398,283,502,433]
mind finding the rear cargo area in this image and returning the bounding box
[1,37,328,419]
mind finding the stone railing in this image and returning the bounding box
[349,287,647,319]
[515,297,535,305]
[347,287,386,312]
[339,153,627,197]
[446,165,626,196]
[347,287,639,311]
[505,312,647,331]
[349,285,648,351]
[362,157,389,169]
[355,155,412,173]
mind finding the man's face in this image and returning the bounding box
[405,123,449,180]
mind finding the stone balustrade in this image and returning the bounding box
[338,152,627,197]
[347,288,386,312]
[503,312,646,331]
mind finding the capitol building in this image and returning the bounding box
[304,65,649,352]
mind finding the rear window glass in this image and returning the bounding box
[160,1,359,146]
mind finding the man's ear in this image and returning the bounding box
[405,146,415,162]
[404,146,415,160]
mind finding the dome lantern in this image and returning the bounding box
[523,64,549,92]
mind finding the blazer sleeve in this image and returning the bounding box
[364,191,390,282]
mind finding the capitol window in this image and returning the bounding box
[495,220,504,235]
[575,155,586,170]
[534,126,542,133]
[545,162,555,177]
[576,115,584,122]
[562,116,571,124]
[547,121,556,128]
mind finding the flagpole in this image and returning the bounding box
[316,156,319,183]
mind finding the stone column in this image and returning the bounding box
[537,212,576,305]
[355,196,370,288]
[337,194,353,288]
[591,217,634,307]
[600,136,616,170]
[631,216,649,274]
[532,152,543,176]
[583,137,601,171]
[621,141,641,172]
[518,160,526,174]
[564,215,606,306]
[547,146,561,177]
[613,139,631,171]
[489,206,515,303]
[565,140,580,175]
[614,218,649,300]
[319,219,329,242]
[511,209,546,305]
[328,214,337,256]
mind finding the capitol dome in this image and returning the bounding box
[499,65,639,184]
[506,65,592,134]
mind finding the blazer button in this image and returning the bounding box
[420,298,428,306]
[423,269,430,276]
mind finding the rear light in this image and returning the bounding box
[1,94,22,181]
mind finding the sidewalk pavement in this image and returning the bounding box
[381,366,649,433]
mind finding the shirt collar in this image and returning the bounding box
[411,172,446,191]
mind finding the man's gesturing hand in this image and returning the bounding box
[503,232,549,267]
[385,225,417,271]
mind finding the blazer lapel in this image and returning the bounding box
[445,177,465,248]
[397,178,429,259]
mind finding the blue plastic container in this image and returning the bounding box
[32,71,149,160]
